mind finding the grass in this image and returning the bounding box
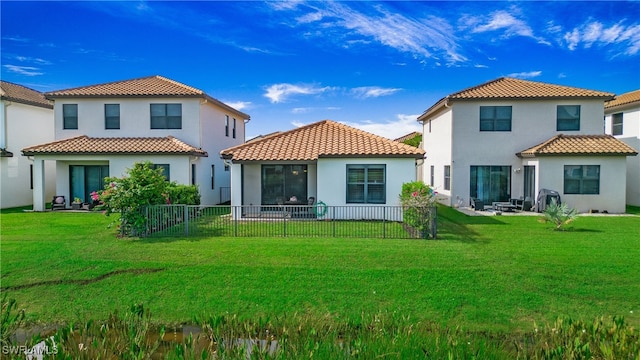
[1,206,639,336]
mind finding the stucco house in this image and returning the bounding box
[418,77,637,213]
[220,120,425,220]
[22,75,249,211]
[604,89,640,206]
[1,81,55,209]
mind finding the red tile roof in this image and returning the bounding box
[517,134,638,157]
[605,89,640,109]
[0,81,53,109]
[419,77,614,120]
[45,75,250,119]
[221,120,425,161]
[22,136,207,156]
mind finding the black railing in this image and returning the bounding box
[145,205,436,239]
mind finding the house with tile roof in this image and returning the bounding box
[22,75,249,211]
[418,77,637,213]
[1,81,55,209]
[220,120,425,220]
[604,89,640,206]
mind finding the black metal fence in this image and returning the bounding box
[145,205,437,239]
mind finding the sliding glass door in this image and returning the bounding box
[470,166,511,204]
[70,165,109,203]
[261,165,308,205]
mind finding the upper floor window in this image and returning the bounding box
[105,104,120,130]
[430,165,435,187]
[225,115,229,137]
[480,106,512,131]
[557,105,580,131]
[233,118,237,139]
[346,164,386,204]
[612,113,623,136]
[150,104,181,129]
[63,104,78,129]
[564,165,599,194]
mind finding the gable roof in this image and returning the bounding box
[516,134,638,158]
[605,89,640,110]
[419,77,614,121]
[0,81,53,109]
[45,75,250,119]
[22,135,207,157]
[221,120,425,162]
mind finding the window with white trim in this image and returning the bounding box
[564,165,599,194]
[346,165,386,204]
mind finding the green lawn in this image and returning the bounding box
[1,206,639,334]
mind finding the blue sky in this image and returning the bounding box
[2,1,639,139]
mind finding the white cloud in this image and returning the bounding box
[3,65,43,76]
[264,83,333,103]
[342,114,423,139]
[278,2,466,64]
[350,86,401,99]
[225,101,251,111]
[465,8,549,45]
[561,21,640,56]
[506,71,542,79]
[15,56,51,65]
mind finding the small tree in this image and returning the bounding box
[539,199,578,231]
[399,182,436,238]
[96,161,200,236]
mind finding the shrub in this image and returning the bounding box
[399,182,436,238]
[96,161,200,236]
[539,199,578,231]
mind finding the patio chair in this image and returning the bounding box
[470,197,484,211]
[52,196,66,210]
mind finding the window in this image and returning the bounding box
[480,106,512,131]
[150,104,181,129]
[225,115,229,137]
[444,165,451,190]
[233,118,237,138]
[557,105,580,131]
[430,165,434,187]
[262,165,308,205]
[151,164,170,181]
[105,104,120,129]
[191,164,196,186]
[30,164,33,189]
[63,104,78,129]
[564,165,599,194]
[470,166,512,204]
[612,113,623,136]
[211,165,215,189]
[346,165,385,204]
[70,165,109,203]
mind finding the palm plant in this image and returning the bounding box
[539,199,578,231]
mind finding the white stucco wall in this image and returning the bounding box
[422,99,608,207]
[605,105,640,206]
[1,101,55,208]
[536,156,628,213]
[30,154,191,208]
[199,102,246,204]
[421,108,453,205]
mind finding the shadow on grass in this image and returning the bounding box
[436,206,506,243]
[1,268,164,291]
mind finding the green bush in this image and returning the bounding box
[399,181,436,238]
[539,199,578,231]
[96,161,200,237]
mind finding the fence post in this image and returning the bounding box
[283,209,287,237]
[332,206,336,237]
[184,205,189,236]
[383,207,386,239]
[234,206,238,237]
[431,206,437,239]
